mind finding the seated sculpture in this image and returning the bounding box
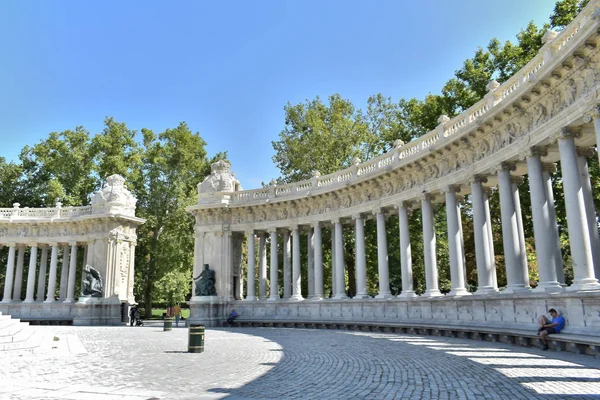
[82,264,103,297]
[194,264,217,296]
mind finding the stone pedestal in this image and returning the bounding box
[189,297,226,327]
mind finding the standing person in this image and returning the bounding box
[538,308,565,350]
[167,304,173,318]
[173,303,182,327]
[129,305,136,327]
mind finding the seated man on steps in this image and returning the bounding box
[538,308,565,350]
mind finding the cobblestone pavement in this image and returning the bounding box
[1,324,600,400]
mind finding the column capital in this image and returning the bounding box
[395,200,414,209]
[331,217,341,224]
[68,241,77,247]
[419,193,433,202]
[511,175,525,185]
[468,175,488,186]
[352,213,364,221]
[245,230,255,236]
[442,184,460,194]
[576,146,596,159]
[311,221,321,229]
[520,146,548,159]
[542,163,558,174]
[554,126,581,141]
[289,225,299,231]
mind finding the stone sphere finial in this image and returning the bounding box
[311,170,321,178]
[486,80,500,92]
[352,157,361,166]
[269,179,277,187]
[12,202,20,208]
[437,115,450,125]
[394,139,404,148]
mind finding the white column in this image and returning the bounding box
[2,245,16,303]
[471,179,497,294]
[246,231,256,301]
[512,177,530,289]
[558,130,599,290]
[543,165,565,285]
[268,229,279,301]
[307,227,315,299]
[354,214,369,298]
[23,245,38,303]
[64,242,78,303]
[594,104,600,165]
[258,233,267,300]
[527,150,562,292]
[445,187,469,296]
[375,210,392,298]
[44,244,59,303]
[13,246,25,301]
[333,219,347,299]
[313,222,324,300]
[498,165,530,293]
[36,246,49,301]
[291,226,303,300]
[577,152,600,280]
[331,226,336,297]
[483,190,498,290]
[398,203,416,298]
[421,195,441,297]
[283,230,291,299]
[59,245,70,300]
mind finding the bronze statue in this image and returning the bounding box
[82,264,103,297]
[194,264,216,296]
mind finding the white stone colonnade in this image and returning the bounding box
[0,175,144,325]
[187,1,600,334]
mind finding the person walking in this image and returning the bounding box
[173,303,182,327]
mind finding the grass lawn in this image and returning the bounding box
[146,308,191,320]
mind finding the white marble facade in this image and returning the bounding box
[0,175,145,325]
[188,1,600,333]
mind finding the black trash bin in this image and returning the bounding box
[164,317,173,331]
[188,324,205,353]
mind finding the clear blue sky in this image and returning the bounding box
[0,0,557,189]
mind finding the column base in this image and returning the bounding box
[332,294,349,300]
[310,295,324,300]
[244,296,257,301]
[567,279,600,291]
[353,293,371,299]
[43,299,55,304]
[475,287,498,295]
[267,297,279,301]
[22,299,35,304]
[397,291,418,299]
[375,293,393,299]
[1,299,12,304]
[447,288,471,297]
[288,295,304,301]
[421,289,443,298]
[533,282,564,293]
[502,285,531,294]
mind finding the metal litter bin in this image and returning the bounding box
[164,317,173,331]
[188,324,205,353]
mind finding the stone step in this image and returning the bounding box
[0,325,31,343]
[0,318,22,335]
[0,329,44,353]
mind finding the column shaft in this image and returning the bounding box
[291,227,303,300]
[421,196,441,297]
[484,191,498,289]
[246,232,256,301]
[24,245,38,303]
[578,155,600,280]
[498,168,530,292]
[65,243,78,302]
[313,223,324,299]
[446,190,469,296]
[512,180,530,287]
[13,246,25,301]
[375,211,391,298]
[307,228,315,299]
[398,205,416,298]
[59,246,70,300]
[283,230,291,298]
[268,230,279,301]
[258,234,267,300]
[471,181,496,294]
[36,246,49,301]
[2,245,16,303]
[543,169,565,284]
[44,245,59,303]
[354,215,369,298]
[333,221,347,299]
[331,227,336,297]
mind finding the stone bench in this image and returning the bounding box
[230,319,600,357]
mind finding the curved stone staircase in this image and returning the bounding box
[0,312,50,356]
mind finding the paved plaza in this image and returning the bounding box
[1,324,599,400]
